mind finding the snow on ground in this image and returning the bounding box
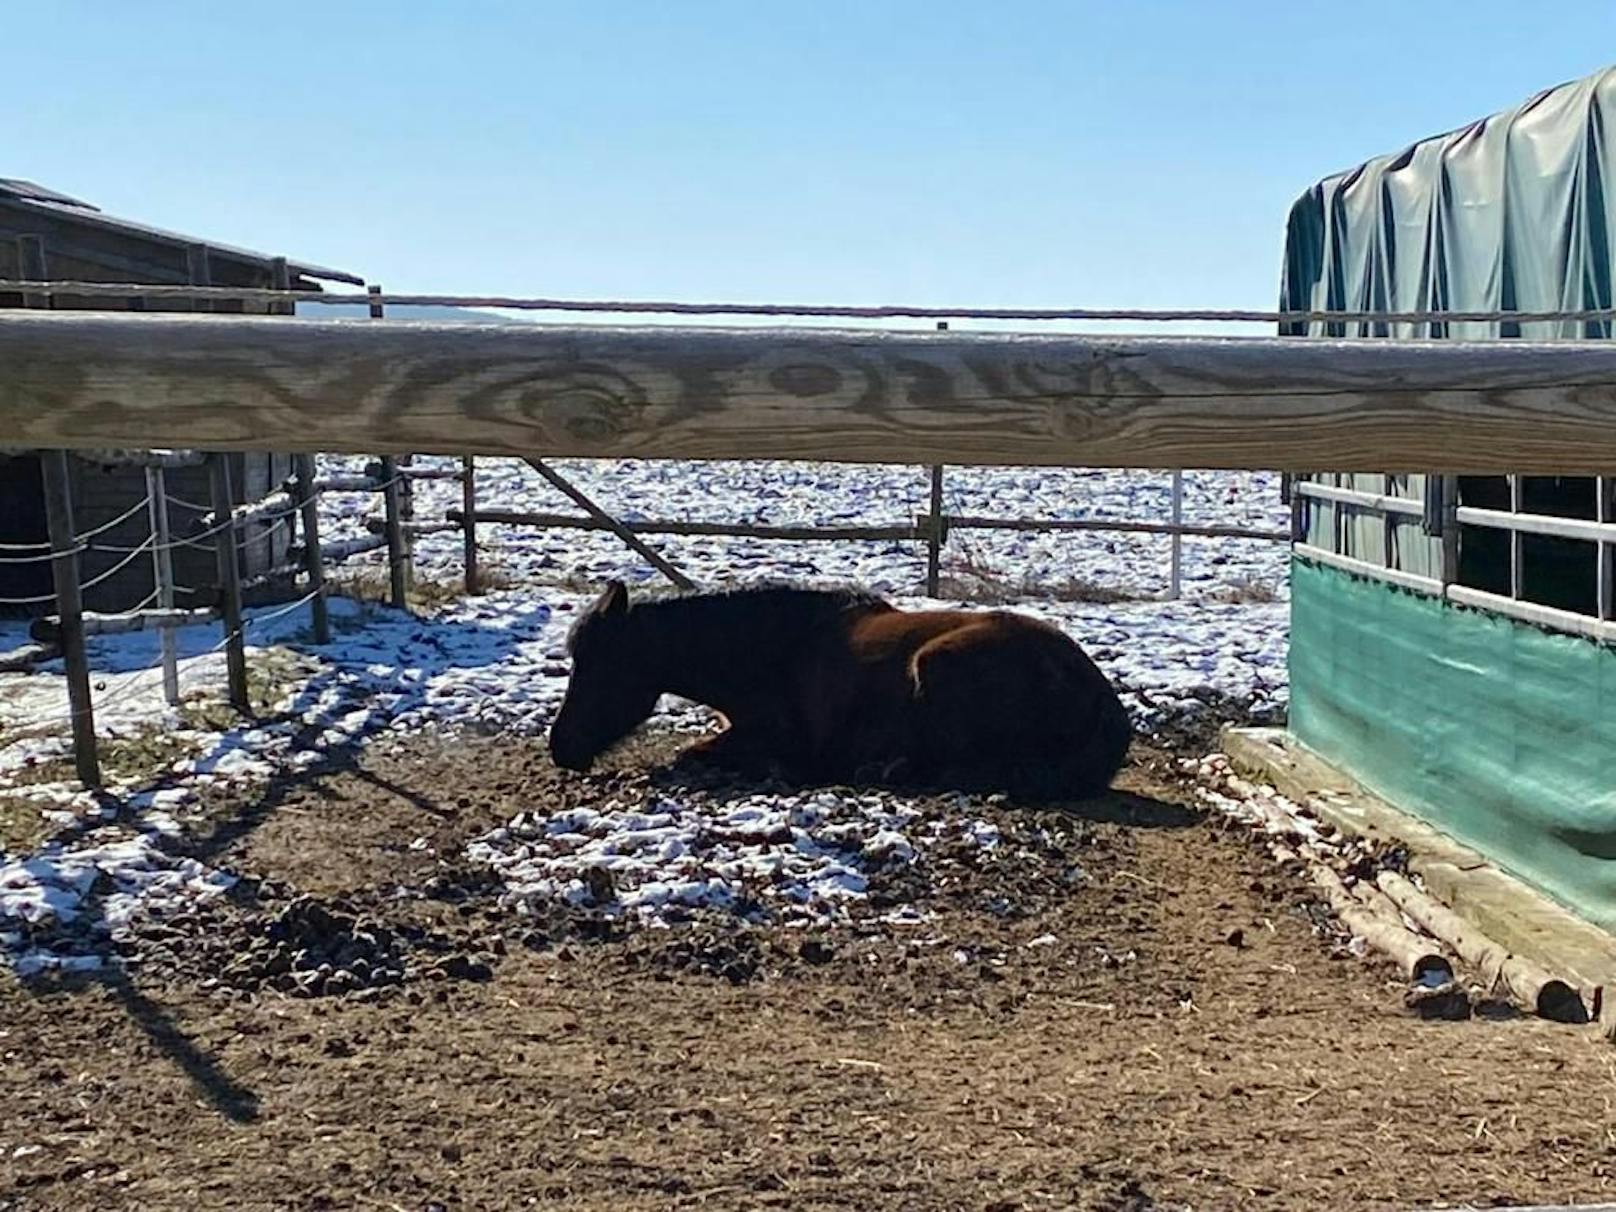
[0,459,1291,970]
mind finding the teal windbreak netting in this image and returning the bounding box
[1291,561,1616,933]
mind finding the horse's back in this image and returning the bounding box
[892,607,1131,799]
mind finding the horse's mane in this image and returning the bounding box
[631,581,888,612]
[567,581,891,653]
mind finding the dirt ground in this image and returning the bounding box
[3,729,1615,1212]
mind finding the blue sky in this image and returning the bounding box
[13,3,1616,326]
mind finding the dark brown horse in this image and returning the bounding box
[548,581,1133,800]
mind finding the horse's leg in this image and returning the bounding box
[906,625,1010,789]
[910,623,1127,800]
[675,712,792,777]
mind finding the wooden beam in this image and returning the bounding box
[522,458,695,590]
[451,507,919,543]
[16,314,1616,471]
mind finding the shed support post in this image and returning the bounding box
[294,454,331,643]
[145,466,180,705]
[42,450,100,788]
[208,453,250,711]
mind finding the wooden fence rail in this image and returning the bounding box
[12,312,1616,471]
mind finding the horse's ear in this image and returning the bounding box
[599,579,630,617]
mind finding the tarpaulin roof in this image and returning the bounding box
[1279,65,1616,340]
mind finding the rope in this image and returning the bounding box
[0,546,158,603]
[0,587,62,605]
[78,538,157,590]
[0,544,83,565]
[74,496,155,543]
[163,493,213,514]
[9,278,1616,327]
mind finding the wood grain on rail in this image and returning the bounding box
[7,312,1616,471]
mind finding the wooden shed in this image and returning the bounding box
[1275,67,1616,932]
[0,178,362,615]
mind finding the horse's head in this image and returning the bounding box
[548,580,660,771]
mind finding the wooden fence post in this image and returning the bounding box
[925,321,949,598]
[1440,473,1461,588]
[368,284,413,607]
[145,466,180,705]
[1169,470,1184,600]
[42,450,100,788]
[208,454,250,711]
[461,456,480,594]
[926,464,945,597]
[293,453,331,642]
[379,455,410,609]
[17,235,48,308]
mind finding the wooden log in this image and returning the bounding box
[208,454,250,711]
[306,474,385,494]
[1376,870,1589,1023]
[449,508,920,543]
[293,454,331,643]
[40,450,99,787]
[522,458,695,590]
[315,533,389,564]
[0,641,58,672]
[31,607,220,642]
[362,517,460,538]
[1311,866,1452,985]
[18,313,1616,471]
[461,455,479,595]
[197,490,297,530]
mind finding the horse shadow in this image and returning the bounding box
[1,592,552,1122]
[643,745,1200,831]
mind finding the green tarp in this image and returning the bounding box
[1280,65,1616,340]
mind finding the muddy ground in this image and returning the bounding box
[2,730,1614,1211]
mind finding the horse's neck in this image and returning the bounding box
[633,596,792,710]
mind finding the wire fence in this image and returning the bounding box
[10,277,1616,328]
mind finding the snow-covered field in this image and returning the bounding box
[0,459,1290,974]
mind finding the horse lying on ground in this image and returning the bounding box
[547,581,1133,801]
